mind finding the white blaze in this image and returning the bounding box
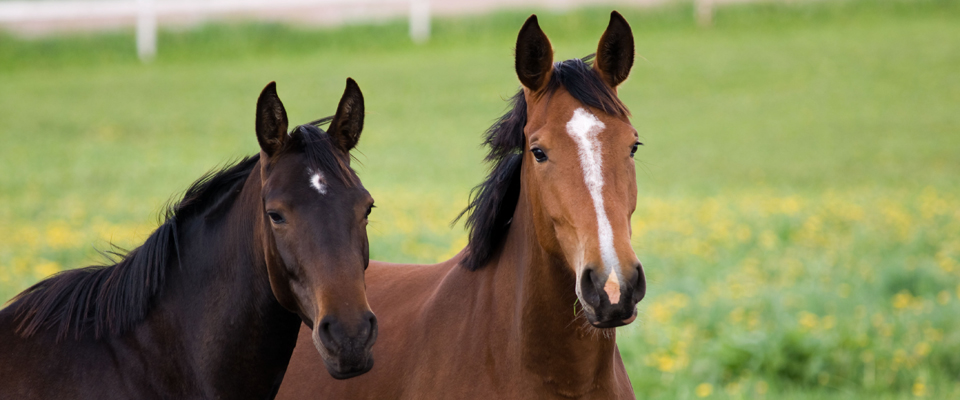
[309,169,327,195]
[565,108,622,304]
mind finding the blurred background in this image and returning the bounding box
[1,0,958,398]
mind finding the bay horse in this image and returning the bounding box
[0,79,378,399]
[278,12,645,399]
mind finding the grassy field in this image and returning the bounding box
[1,0,959,398]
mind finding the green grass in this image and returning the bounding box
[1,0,959,398]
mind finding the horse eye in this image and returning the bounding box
[531,148,548,163]
[267,211,285,224]
[630,142,642,158]
[365,205,375,218]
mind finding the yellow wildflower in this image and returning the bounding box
[34,260,61,279]
[881,325,894,338]
[937,291,950,305]
[729,307,745,325]
[649,292,690,323]
[735,225,752,242]
[913,379,927,397]
[654,354,676,373]
[821,315,836,330]
[892,349,908,369]
[872,313,885,328]
[937,253,956,273]
[892,291,914,310]
[759,230,777,249]
[924,327,944,343]
[45,223,83,250]
[748,312,762,330]
[755,380,769,395]
[798,311,819,330]
[695,383,713,398]
[780,196,801,215]
[914,342,931,357]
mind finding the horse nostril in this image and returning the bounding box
[633,264,647,302]
[579,267,602,308]
[629,266,641,287]
[364,312,379,348]
[358,318,369,338]
[317,316,339,350]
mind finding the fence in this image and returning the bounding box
[0,0,432,61]
[0,0,732,62]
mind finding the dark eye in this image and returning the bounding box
[630,142,642,158]
[531,148,548,163]
[267,211,285,224]
[365,205,375,218]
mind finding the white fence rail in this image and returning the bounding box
[0,0,432,61]
[1,0,746,61]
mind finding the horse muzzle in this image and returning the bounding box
[312,311,378,379]
[578,262,646,328]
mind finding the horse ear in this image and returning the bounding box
[328,78,365,153]
[515,15,554,92]
[594,11,635,88]
[255,81,289,157]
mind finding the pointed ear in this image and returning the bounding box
[328,78,364,153]
[515,15,554,92]
[595,11,635,88]
[255,82,289,157]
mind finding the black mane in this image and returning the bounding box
[8,156,259,341]
[7,119,349,341]
[457,56,629,271]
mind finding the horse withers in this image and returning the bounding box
[278,12,645,399]
[0,79,377,399]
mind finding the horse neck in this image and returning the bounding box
[490,185,621,393]
[143,165,300,397]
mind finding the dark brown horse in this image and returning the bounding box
[278,12,644,399]
[0,79,377,399]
